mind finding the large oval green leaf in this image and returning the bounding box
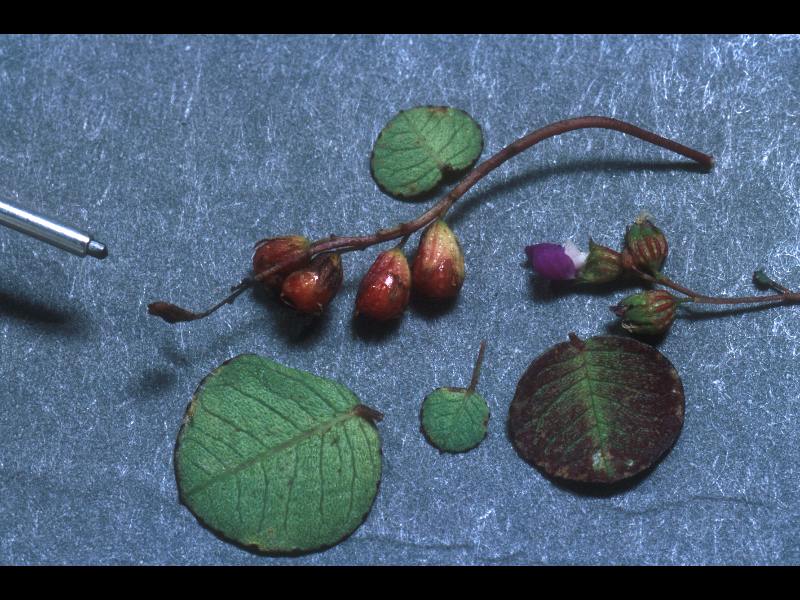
[508,334,684,484]
[370,106,483,198]
[175,354,383,554]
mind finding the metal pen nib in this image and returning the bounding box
[0,198,108,260]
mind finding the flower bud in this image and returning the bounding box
[611,290,680,336]
[575,240,624,284]
[252,235,312,290]
[355,247,411,321]
[279,253,343,316]
[411,220,465,301]
[525,241,587,280]
[624,217,668,274]
[753,269,772,289]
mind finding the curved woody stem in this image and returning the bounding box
[309,116,713,256]
[149,116,715,323]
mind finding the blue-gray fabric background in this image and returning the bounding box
[0,34,798,565]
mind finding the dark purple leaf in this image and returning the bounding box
[508,333,684,484]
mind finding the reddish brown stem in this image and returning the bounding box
[149,116,714,323]
[310,116,713,256]
[467,340,487,393]
[654,273,709,298]
[688,293,800,306]
[631,268,800,306]
[635,270,710,299]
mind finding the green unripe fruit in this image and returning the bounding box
[624,217,668,274]
[612,290,680,336]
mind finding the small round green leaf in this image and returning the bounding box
[175,354,383,554]
[371,106,483,198]
[508,334,684,484]
[421,387,490,453]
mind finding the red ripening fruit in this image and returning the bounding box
[411,219,465,301]
[355,247,412,321]
[279,253,343,316]
[252,235,312,290]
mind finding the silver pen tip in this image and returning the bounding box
[87,240,108,260]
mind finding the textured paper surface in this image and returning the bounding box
[0,34,798,565]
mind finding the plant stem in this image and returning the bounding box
[654,272,711,299]
[636,269,799,306]
[687,292,800,306]
[310,116,713,256]
[149,116,714,323]
[467,340,487,393]
[198,279,253,317]
[628,267,710,299]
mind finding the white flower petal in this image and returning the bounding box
[563,240,588,270]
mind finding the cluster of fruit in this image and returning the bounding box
[253,219,465,320]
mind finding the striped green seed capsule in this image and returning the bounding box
[612,290,680,336]
[624,217,668,274]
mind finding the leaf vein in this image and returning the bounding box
[259,461,269,534]
[182,436,229,470]
[261,362,343,414]
[183,411,358,498]
[200,404,268,450]
[319,430,326,523]
[227,383,305,433]
[189,422,247,461]
[356,418,377,479]
[540,406,591,454]
[282,449,298,534]
[343,423,357,522]
[401,109,446,170]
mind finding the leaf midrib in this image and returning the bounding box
[578,348,613,478]
[183,407,360,498]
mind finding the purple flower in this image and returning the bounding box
[525,241,588,280]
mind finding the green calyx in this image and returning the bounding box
[612,290,680,335]
[576,239,624,284]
